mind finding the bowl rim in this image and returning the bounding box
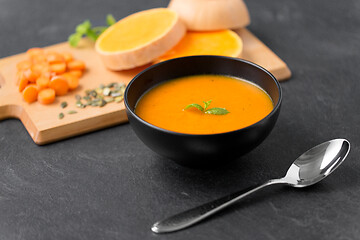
[124,55,282,136]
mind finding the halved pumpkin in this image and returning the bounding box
[157,30,243,62]
[168,0,250,31]
[95,8,186,70]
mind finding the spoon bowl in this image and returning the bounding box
[152,139,350,233]
[284,139,350,187]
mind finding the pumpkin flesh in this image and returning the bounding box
[157,30,243,62]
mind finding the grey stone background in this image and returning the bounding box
[0,0,359,239]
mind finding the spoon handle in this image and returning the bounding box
[151,178,286,233]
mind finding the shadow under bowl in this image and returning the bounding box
[124,56,282,168]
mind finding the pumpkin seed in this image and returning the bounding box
[104,96,114,103]
[106,82,116,88]
[58,113,64,119]
[90,90,97,98]
[60,101,68,108]
[68,110,77,114]
[75,82,126,109]
[76,101,86,108]
[115,96,124,103]
[99,99,107,107]
[95,88,103,94]
[111,92,122,97]
[103,87,111,96]
[83,96,91,101]
[75,95,82,101]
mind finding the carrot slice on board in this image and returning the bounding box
[31,63,50,76]
[38,88,56,105]
[16,71,24,86]
[50,62,67,75]
[67,60,85,71]
[16,60,32,71]
[61,73,79,90]
[49,76,69,96]
[46,52,65,64]
[36,76,50,90]
[18,75,29,92]
[68,70,83,78]
[23,68,40,83]
[62,52,73,63]
[31,54,47,64]
[26,48,44,58]
[22,84,38,103]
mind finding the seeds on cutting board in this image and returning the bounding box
[74,82,126,109]
[58,82,126,119]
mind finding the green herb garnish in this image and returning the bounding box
[68,14,116,47]
[184,100,230,115]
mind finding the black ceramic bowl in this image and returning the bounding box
[124,56,282,167]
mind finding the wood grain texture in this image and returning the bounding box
[0,29,291,145]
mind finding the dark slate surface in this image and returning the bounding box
[0,0,359,239]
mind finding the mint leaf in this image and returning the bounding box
[205,108,230,115]
[93,26,107,35]
[203,100,212,111]
[76,20,91,34]
[68,33,82,47]
[69,14,116,47]
[86,28,98,41]
[106,14,116,26]
[184,103,204,112]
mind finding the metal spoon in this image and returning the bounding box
[152,139,350,233]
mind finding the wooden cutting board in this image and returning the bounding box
[0,28,291,145]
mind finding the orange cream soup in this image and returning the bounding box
[135,75,274,134]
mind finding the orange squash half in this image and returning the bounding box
[95,8,186,70]
[157,30,243,62]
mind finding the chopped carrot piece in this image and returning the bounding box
[16,71,24,86]
[26,48,44,58]
[49,76,69,96]
[22,84,38,103]
[18,76,29,92]
[17,48,86,104]
[41,71,53,79]
[38,88,56,105]
[36,76,50,90]
[68,70,83,78]
[31,63,50,76]
[61,73,79,90]
[67,60,85,71]
[62,52,73,63]
[23,68,39,83]
[50,62,67,75]
[16,60,32,71]
[46,52,65,64]
[31,54,47,64]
